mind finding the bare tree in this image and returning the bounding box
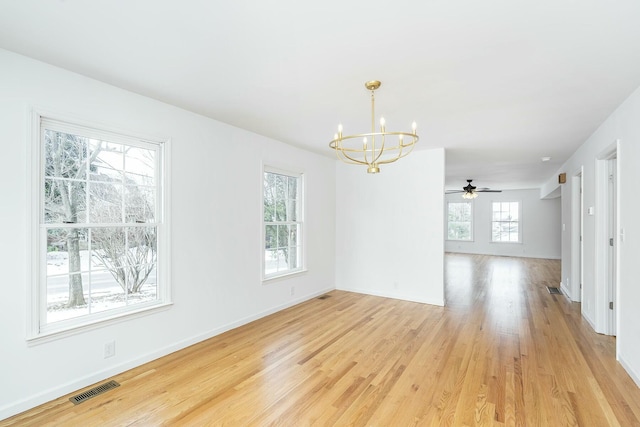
[44,131,100,307]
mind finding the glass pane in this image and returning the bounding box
[265,249,278,275]
[44,179,86,224]
[275,174,287,200]
[89,140,124,181]
[289,224,298,246]
[46,272,90,324]
[125,146,155,185]
[264,199,275,221]
[89,182,123,223]
[510,202,519,220]
[47,228,91,274]
[44,130,87,179]
[275,200,286,221]
[127,227,157,268]
[278,225,289,248]
[125,185,155,223]
[492,223,501,241]
[277,249,289,271]
[288,176,298,201]
[91,227,126,272]
[265,225,277,249]
[135,264,158,302]
[285,198,296,221]
[90,268,126,313]
[288,246,300,269]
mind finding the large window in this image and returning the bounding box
[263,168,303,279]
[447,201,473,241]
[33,117,169,338]
[491,201,520,242]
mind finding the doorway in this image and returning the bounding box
[571,170,583,302]
[596,142,619,336]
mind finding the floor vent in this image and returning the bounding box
[547,286,562,295]
[317,294,331,300]
[69,380,120,405]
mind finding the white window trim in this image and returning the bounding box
[446,200,474,242]
[490,200,522,244]
[27,109,172,342]
[262,165,306,282]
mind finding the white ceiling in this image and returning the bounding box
[2,0,640,191]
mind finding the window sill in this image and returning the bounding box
[262,269,308,284]
[27,302,173,346]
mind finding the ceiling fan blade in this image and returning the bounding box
[476,189,502,192]
[445,190,465,194]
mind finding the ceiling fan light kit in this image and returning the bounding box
[329,80,419,174]
[447,179,502,198]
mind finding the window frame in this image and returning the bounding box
[447,201,474,241]
[262,166,305,281]
[28,111,171,342]
[490,200,522,243]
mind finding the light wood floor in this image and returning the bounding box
[4,254,640,426]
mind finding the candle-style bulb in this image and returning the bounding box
[380,117,385,128]
[412,121,417,133]
[338,124,343,134]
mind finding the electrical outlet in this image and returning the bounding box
[104,341,115,359]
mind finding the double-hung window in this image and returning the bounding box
[33,117,169,338]
[491,201,520,242]
[263,168,303,279]
[447,201,473,241]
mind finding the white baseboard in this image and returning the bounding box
[0,287,333,421]
[339,286,444,307]
[618,353,640,389]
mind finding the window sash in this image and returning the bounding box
[447,202,473,241]
[263,168,303,279]
[33,115,168,339]
[491,201,520,242]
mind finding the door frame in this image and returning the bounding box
[595,140,619,336]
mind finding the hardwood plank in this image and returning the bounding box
[3,254,640,426]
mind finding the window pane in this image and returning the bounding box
[47,272,90,324]
[125,185,155,223]
[277,224,289,248]
[44,130,87,179]
[125,146,155,185]
[275,174,287,200]
[89,268,126,314]
[44,179,86,224]
[265,225,277,249]
[89,182,124,223]
[89,140,124,181]
[265,249,278,275]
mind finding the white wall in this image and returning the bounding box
[541,84,640,388]
[0,49,336,419]
[444,189,561,260]
[335,148,445,306]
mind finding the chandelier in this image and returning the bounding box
[329,80,419,173]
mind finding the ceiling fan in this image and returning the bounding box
[446,179,502,199]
